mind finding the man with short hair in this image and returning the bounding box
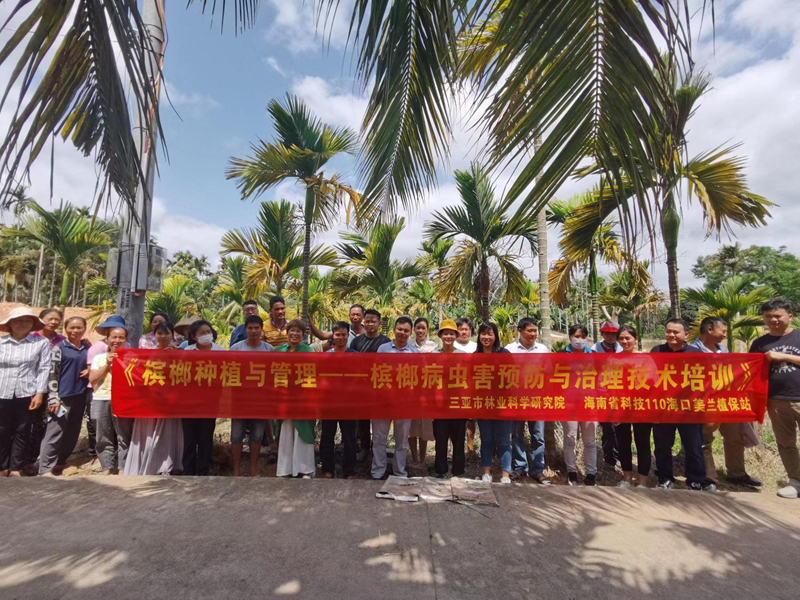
[691,317,761,488]
[506,318,551,484]
[454,317,477,353]
[262,296,289,348]
[229,315,275,477]
[372,317,418,479]
[229,300,260,347]
[351,309,391,461]
[651,318,715,492]
[592,320,621,469]
[309,304,366,348]
[751,299,800,499]
[320,322,359,478]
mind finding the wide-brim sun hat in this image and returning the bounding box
[0,306,45,333]
[174,315,197,336]
[95,315,130,336]
[437,319,459,337]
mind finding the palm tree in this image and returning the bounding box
[424,164,537,322]
[220,199,337,296]
[406,279,438,322]
[518,280,540,318]
[227,95,359,331]
[548,191,650,339]
[145,275,198,329]
[0,1,702,230]
[333,218,422,334]
[213,256,250,325]
[682,276,773,350]
[4,201,116,306]
[600,269,665,351]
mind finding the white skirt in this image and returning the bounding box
[277,420,316,477]
[124,418,184,476]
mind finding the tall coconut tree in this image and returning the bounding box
[682,276,773,350]
[220,199,337,297]
[4,201,115,306]
[227,96,359,331]
[333,218,423,334]
[424,164,537,322]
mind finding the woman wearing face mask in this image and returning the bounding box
[613,325,652,488]
[126,322,184,476]
[182,320,224,476]
[474,322,513,484]
[274,319,316,478]
[559,324,598,486]
[39,317,90,476]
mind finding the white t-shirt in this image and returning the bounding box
[505,340,549,354]
[90,353,113,401]
[454,340,477,353]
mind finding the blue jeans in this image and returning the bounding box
[230,419,267,445]
[511,420,545,477]
[477,419,512,473]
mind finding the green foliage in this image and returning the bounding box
[693,245,800,308]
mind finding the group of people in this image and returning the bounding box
[1,297,798,500]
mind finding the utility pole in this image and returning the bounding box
[115,0,165,347]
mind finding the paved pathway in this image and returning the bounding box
[1,477,798,599]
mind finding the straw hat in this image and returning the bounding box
[437,319,459,336]
[0,306,45,333]
[174,315,198,336]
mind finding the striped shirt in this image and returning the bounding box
[0,334,52,398]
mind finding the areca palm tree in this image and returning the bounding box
[227,95,359,330]
[569,70,771,318]
[406,279,438,322]
[424,163,537,323]
[145,275,198,328]
[220,200,337,297]
[333,218,422,334]
[682,276,773,350]
[213,256,250,325]
[600,268,664,351]
[518,280,540,318]
[4,201,116,306]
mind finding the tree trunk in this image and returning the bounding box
[1,271,7,303]
[589,254,600,341]
[60,269,70,307]
[381,315,389,335]
[635,314,643,352]
[533,137,551,349]
[82,271,89,307]
[33,243,44,307]
[662,195,681,318]
[302,186,314,342]
[47,253,57,307]
[71,274,78,306]
[478,257,490,322]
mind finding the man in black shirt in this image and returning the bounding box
[651,318,715,492]
[750,299,800,500]
[350,309,391,461]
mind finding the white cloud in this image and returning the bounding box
[291,76,367,132]
[263,56,287,77]
[151,198,227,269]
[264,0,354,55]
[161,82,220,118]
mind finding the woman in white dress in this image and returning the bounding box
[124,322,183,476]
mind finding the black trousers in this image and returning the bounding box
[653,423,706,485]
[356,419,371,452]
[0,397,32,472]
[182,418,216,476]
[614,422,653,476]
[320,420,357,477]
[85,391,97,457]
[26,401,47,465]
[600,422,618,466]
[433,419,466,476]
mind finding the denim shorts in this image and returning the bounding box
[230,418,268,444]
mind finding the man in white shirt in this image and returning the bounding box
[506,318,551,484]
[454,317,477,353]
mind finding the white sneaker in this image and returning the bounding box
[777,484,799,499]
[481,474,492,483]
[617,480,632,488]
[500,476,511,484]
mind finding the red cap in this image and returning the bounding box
[600,321,620,333]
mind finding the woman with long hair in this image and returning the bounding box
[474,322,513,484]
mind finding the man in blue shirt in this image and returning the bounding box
[690,316,761,488]
[229,300,260,347]
[372,316,418,479]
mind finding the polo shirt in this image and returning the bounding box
[262,320,289,347]
[377,341,419,353]
[54,340,90,397]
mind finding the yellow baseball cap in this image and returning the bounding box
[437,319,458,336]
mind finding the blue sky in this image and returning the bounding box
[2,0,799,292]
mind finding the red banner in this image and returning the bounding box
[111,349,768,423]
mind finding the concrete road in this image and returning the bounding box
[0,477,798,599]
